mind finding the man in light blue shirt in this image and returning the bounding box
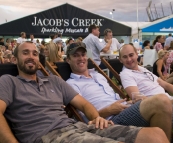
[83,24,112,65]
[165,33,173,49]
[65,42,172,140]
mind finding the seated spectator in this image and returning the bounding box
[5,38,11,47]
[0,41,167,143]
[153,35,165,52]
[3,54,14,64]
[45,42,63,65]
[55,39,65,55]
[53,32,66,48]
[153,50,169,80]
[7,44,13,53]
[119,44,173,102]
[65,42,172,140]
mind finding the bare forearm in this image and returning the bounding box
[163,82,173,93]
[82,102,99,120]
[157,70,164,79]
[102,43,111,53]
[0,114,18,143]
[99,106,113,118]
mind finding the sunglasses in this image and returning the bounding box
[144,72,154,82]
[68,43,86,51]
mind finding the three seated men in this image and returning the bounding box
[0,41,168,143]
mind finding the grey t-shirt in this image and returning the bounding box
[0,75,78,143]
[83,33,104,65]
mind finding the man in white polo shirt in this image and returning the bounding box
[101,29,121,59]
[119,44,173,102]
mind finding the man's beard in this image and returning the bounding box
[17,58,39,75]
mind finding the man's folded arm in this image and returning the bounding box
[0,100,18,143]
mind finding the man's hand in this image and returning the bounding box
[108,99,129,115]
[88,116,114,129]
[107,39,112,45]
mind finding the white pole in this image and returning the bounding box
[137,0,139,39]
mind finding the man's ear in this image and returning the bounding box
[13,57,17,64]
[119,57,123,63]
[66,57,70,64]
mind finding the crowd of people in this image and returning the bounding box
[0,25,173,143]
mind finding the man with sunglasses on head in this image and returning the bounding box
[66,42,172,142]
[83,25,112,67]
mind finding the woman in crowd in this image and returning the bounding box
[153,35,165,52]
[44,43,63,65]
[7,45,13,53]
[153,49,169,80]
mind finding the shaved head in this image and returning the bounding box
[119,44,137,59]
[119,44,138,70]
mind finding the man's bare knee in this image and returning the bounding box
[140,94,172,120]
[135,127,169,143]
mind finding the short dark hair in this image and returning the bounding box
[20,32,26,36]
[169,33,172,36]
[88,24,99,33]
[54,32,62,37]
[143,40,150,47]
[50,34,55,40]
[104,29,112,36]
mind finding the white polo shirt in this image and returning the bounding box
[17,37,26,44]
[101,38,121,59]
[120,66,172,99]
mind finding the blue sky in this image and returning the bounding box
[0,0,172,24]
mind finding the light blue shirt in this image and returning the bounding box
[165,36,173,47]
[66,69,122,122]
[83,34,104,65]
